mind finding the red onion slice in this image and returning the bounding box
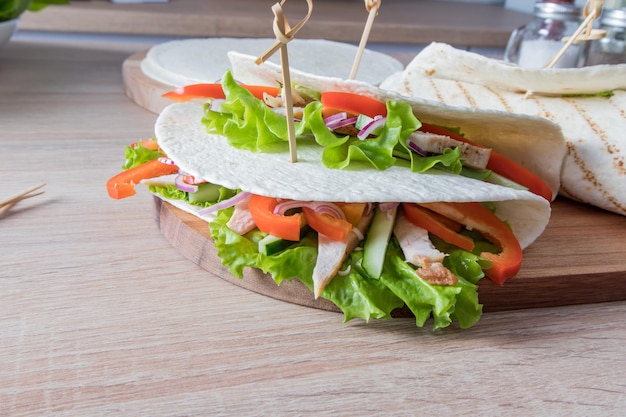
[174,174,199,193]
[157,157,177,165]
[198,192,252,216]
[274,200,346,220]
[324,112,348,125]
[209,98,226,112]
[379,202,399,212]
[407,138,428,157]
[327,117,358,131]
[379,202,399,222]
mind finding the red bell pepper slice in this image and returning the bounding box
[162,83,280,102]
[419,201,523,285]
[401,203,475,252]
[320,91,388,118]
[319,91,553,201]
[248,195,303,241]
[302,207,353,242]
[106,158,179,199]
[420,123,553,201]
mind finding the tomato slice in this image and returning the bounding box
[248,195,303,241]
[401,203,474,252]
[130,139,159,151]
[420,202,523,285]
[106,158,179,199]
[302,207,353,242]
[320,91,388,118]
[162,83,280,102]
[420,123,553,201]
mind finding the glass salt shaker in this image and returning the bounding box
[504,1,586,68]
[586,8,626,65]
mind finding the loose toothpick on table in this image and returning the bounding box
[349,0,381,80]
[0,183,46,217]
[256,0,313,163]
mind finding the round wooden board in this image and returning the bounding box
[126,52,626,314]
[123,51,173,115]
[153,196,626,314]
[153,196,344,315]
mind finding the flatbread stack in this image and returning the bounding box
[380,42,626,216]
[141,38,404,87]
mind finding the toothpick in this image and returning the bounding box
[350,0,381,80]
[522,0,605,98]
[256,0,313,163]
[544,0,605,69]
[0,183,46,214]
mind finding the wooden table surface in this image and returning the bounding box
[2,38,626,417]
[18,0,532,48]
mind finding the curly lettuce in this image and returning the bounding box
[202,71,464,173]
[210,208,485,330]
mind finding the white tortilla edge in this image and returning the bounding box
[140,38,404,87]
[403,42,626,95]
[229,51,567,201]
[155,101,551,250]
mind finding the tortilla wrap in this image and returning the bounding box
[141,38,404,87]
[380,42,626,216]
[228,52,565,198]
[154,58,567,249]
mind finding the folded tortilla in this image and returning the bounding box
[154,57,567,249]
[380,42,626,216]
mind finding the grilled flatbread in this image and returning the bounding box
[380,42,626,216]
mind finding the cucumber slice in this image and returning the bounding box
[258,225,311,256]
[362,204,398,279]
[259,234,294,256]
[189,183,221,204]
[486,172,529,191]
[355,114,373,130]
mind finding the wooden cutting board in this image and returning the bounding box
[125,52,626,314]
[154,196,626,314]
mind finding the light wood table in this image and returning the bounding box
[1,38,626,416]
[18,0,532,48]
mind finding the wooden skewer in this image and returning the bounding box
[0,183,46,209]
[544,0,604,69]
[523,0,605,98]
[349,0,381,80]
[255,0,313,66]
[255,0,313,163]
[274,3,298,163]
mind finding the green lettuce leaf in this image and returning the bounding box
[122,139,162,169]
[201,71,464,173]
[209,207,484,330]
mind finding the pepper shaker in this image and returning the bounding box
[586,8,626,65]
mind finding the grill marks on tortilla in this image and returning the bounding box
[608,97,626,176]
[432,78,516,115]
[485,86,514,113]
[426,78,446,104]
[415,78,624,212]
[455,81,478,108]
[566,97,626,177]
[565,142,626,213]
